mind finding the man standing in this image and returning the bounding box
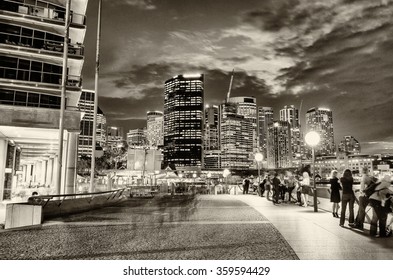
[243,177,250,194]
[354,167,373,229]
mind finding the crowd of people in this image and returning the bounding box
[241,166,393,238]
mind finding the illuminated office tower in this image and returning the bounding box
[338,136,361,155]
[280,105,299,128]
[280,105,303,160]
[107,126,124,150]
[220,102,253,170]
[306,107,335,156]
[78,89,94,156]
[146,111,163,147]
[258,106,274,159]
[127,128,147,147]
[267,121,292,168]
[78,90,107,157]
[96,107,107,148]
[0,0,89,199]
[164,74,204,169]
[228,96,257,150]
[204,105,220,169]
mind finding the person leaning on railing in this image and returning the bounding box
[354,167,373,229]
[369,175,393,237]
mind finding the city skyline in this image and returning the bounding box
[82,0,393,155]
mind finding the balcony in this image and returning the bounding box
[1,32,84,57]
[0,65,82,88]
[1,0,86,26]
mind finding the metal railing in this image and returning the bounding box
[27,188,128,208]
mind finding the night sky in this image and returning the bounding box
[81,0,393,155]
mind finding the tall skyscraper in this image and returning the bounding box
[220,102,253,170]
[338,136,361,155]
[146,111,163,147]
[96,107,107,148]
[164,74,204,169]
[127,128,147,147]
[78,89,95,157]
[228,97,257,150]
[267,121,292,168]
[0,0,89,199]
[280,105,303,160]
[204,105,220,169]
[306,107,335,156]
[280,105,299,128]
[258,107,274,159]
[107,126,124,150]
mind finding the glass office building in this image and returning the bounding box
[164,74,204,169]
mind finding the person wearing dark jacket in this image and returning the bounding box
[330,170,341,218]
[339,169,356,227]
[272,172,281,204]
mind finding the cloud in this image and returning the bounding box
[106,0,156,10]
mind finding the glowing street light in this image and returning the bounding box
[255,152,263,195]
[305,131,321,212]
[223,169,231,195]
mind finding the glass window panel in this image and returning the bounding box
[31,61,42,71]
[34,30,45,39]
[0,89,15,104]
[19,59,30,70]
[0,56,17,68]
[17,70,29,80]
[27,93,40,106]
[21,28,33,37]
[14,92,27,105]
[30,71,41,82]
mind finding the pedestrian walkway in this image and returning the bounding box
[235,194,393,260]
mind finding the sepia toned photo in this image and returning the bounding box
[0,0,392,263]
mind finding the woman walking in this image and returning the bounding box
[339,169,356,227]
[300,172,311,207]
[329,170,341,218]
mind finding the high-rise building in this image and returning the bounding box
[280,105,303,161]
[146,111,163,147]
[338,136,361,155]
[228,97,257,150]
[220,102,253,170]
[203,105,220,169]
[0,0,89,199]
[267,121,292,168]
[280,105,299,128]
[107,126,124,150]
[258,107,274,159]
[77,90,107,157]
[96,107,107,148]
[306,107,335,156]
[127,128,147,147]
[164,74,204,169]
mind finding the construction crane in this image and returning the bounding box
[226,68,235,102]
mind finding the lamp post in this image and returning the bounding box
[223,169,230,194]
[305,131,321,212]
[255,152,263,184]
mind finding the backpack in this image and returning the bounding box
[363,181,381,198]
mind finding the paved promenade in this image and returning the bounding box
[1,194,392,260]
[235,194,393,259]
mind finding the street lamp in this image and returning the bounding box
[305,131,321,212]
[223,169,230,194]
[255,152,263,185]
